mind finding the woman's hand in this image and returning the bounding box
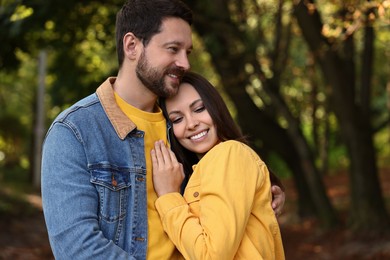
[151,140,185,197]
[271,185,285,217]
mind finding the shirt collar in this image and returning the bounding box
[96,77,137,140]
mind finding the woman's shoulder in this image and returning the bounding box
[213,140,249,151]
[209,140,260,160]
[200,141,267,178]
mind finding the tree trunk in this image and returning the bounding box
[294,0,390,232]
[224,72,318,218]
[33,50,47,189]
[187,0,337,225]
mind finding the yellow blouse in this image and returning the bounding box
[155,140,285,259]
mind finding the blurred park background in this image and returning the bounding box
[0,0,390,259]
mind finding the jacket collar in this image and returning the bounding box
[96,77,137,140]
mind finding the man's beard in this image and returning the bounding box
[136,50,184,98]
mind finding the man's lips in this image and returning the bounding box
[166,67,185,81]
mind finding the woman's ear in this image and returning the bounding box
[123,32,141,60]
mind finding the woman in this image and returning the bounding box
[151,72,285,259]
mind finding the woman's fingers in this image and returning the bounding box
[151,140,184,197]
[154,140,179,165]
[151,149,158,168]
[168,149,179,164]
[153,140,166,166]
[158,141,172,164]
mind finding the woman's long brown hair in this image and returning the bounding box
[159,71,284,191]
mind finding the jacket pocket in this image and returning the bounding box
[90,167,131,223]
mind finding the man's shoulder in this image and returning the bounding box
[53,93,101,123]
[53,77,115,123]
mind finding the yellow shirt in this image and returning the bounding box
[115,93,182,259]
[155,140,285,259]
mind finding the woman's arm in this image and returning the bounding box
[152,141,271,259]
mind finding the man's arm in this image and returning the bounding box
[41,122,132,259]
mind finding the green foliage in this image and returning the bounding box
[0,0,389,189]
[0,0,122,181]
[267,152,292,179]
[375,128,390,167]
[0,50,36,173]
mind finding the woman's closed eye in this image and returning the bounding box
[194,105,206,113]
[169,106,205,124]
[170,116,183,124]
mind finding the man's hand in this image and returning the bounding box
[271,185,285,217]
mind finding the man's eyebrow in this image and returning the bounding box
[163,41,193,50]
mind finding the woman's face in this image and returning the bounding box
[165,83,219,156]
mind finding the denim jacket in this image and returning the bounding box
[41,78,155,259]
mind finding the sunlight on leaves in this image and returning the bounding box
[10,5,33,22]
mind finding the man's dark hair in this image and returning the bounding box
[115,0,193,68]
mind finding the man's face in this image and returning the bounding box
[135,17,193,98]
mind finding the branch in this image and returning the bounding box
[373,117,390,133]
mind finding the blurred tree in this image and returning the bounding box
[0,0,121,182]
[0,0,389,233]
[294,0,389,231]
[0,0,122,105]
[186,0,390,231]
[186,0,337,226]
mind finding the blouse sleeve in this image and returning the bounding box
[155,141,267,259]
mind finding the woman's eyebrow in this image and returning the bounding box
[168,110,181,117]
[168,99,202,117]
[189,99,202,108]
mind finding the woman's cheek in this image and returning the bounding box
[173,125,184,140]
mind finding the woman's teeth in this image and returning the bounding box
[190,130,207,140]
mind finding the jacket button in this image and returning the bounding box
[136,176,145,182]
[111,175,117,187]
[112,179,117,187]
[135,237,145,242]
[193,192,199,197]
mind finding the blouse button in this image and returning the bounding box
[193,192,199,198]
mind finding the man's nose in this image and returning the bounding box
[176,51,190,71]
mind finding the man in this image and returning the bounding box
[41,0,285,259]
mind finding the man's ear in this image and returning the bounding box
[123,32,141,60]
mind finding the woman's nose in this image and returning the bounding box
[186,118,199,129]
